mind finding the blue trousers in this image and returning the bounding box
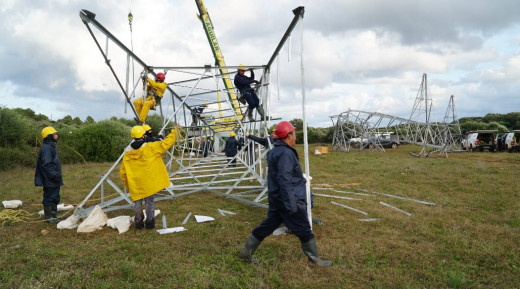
[242,90,259,109]
[252,205,314,243]
[42,186,60,206]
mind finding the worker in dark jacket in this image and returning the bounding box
[238,121,332,267]
[247,128,277,149]
[191,103,208,126]
[201,137,213,158]
[234,64,268,121]
[142,124,161,142]
[35,127,63,223]
[225,132,241,167]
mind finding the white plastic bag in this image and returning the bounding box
[107,216,132,234]
[57,214,81,230]
[2,200,22,209]
[77,205,108,233]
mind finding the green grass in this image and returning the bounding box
[1,145,519,288]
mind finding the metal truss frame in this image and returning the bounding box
[74,7,306,218]
[331,74,462,157]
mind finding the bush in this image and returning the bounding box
[0,147,36,171]
[0,107,35,149]
[68,120,131,162]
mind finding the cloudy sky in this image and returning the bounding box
[1,0,519,127]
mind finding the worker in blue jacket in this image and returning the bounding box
[35,127,63,223]
[225,132,241,167]
[234,64,268,121]
[238,121,332,267]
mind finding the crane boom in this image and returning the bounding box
[195,0,242,118]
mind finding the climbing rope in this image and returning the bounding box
[0,209,43,226]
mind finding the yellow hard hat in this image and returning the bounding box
[238,64,247,71]
[142,124,152,131]
[230,132,236,137]
[211,137,214,141]
[131,125,146,139]
[41,127,57,138]
[203,102,208,107]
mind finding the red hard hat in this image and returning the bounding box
[274,121,295,139]
[156,73,165,81]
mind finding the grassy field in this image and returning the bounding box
[1,144,519,288]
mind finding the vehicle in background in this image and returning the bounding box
[461,130,497,152]
[364,133,400,149]
[495,133,506,152]
[503,130,520,152]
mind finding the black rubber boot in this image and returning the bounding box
[44,206,59,223]
[239,234,261,264]
[145,219,155,229]
[247,108,255,121]
[301,238,332,267]
[51,205,61,220]
[256,105,269,120]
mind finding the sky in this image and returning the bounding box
[1,0,520,128]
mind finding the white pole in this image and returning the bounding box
[298,15,312,230]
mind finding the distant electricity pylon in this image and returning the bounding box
[331,74,462,157]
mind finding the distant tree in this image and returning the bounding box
[85,116,95,124]
[290,119,304,130]
[72,117,83,126]
[58,115,74,125]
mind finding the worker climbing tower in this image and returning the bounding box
[74,6,308,218]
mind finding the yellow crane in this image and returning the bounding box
[195,0,243,122]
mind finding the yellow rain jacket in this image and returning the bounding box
[120,129,178,201]
[146,78,168,99]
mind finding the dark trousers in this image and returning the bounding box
[242,90,259,109]
[227,156,237,167]
[42,186,60,206]
[134,195,155,225]
[252,205,314,243]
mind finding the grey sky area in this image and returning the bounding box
[1,0,519,127]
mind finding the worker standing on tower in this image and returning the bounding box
[234,64,268,121]
[134,72,167,123]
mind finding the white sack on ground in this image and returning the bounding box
[57,214,81,230]
[58,204,74,211]
[107,216,132,234]
[38,203,75,215]
[2,200,22,209]
[77,205,108,233]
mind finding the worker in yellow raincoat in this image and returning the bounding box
[133,72,168,123]
[120,125,179,229]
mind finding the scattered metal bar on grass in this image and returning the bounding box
[356,188,436,206]
[331,201,368,215]
[358,218,379,222]
[331,189,372,196]
[220,209,236,215]
[378,192,436,206]
[217,209,225,216]
[314,193,361,200]
[379,201,412,216]
[182,212,192,225]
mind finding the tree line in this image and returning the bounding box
[1,107,518,171]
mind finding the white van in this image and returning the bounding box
[503,130,520,152]
[461,130,497,152]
